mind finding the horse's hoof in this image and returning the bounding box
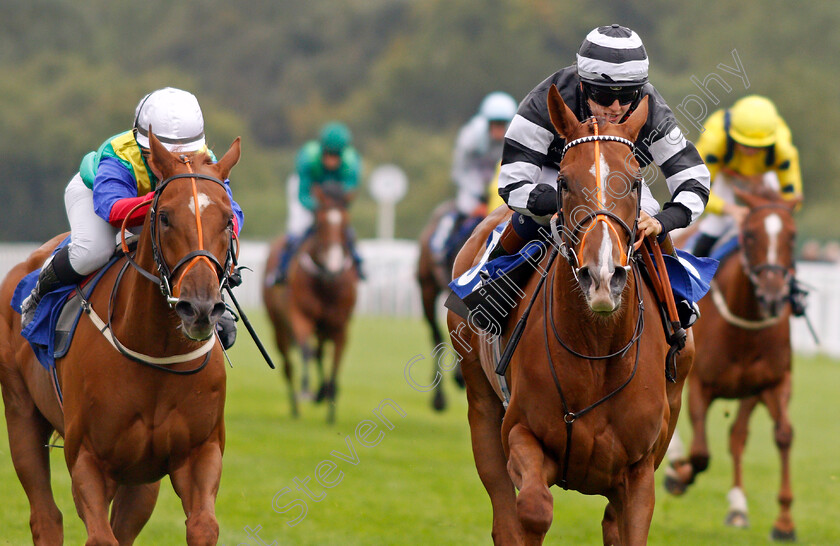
[432,390,446,412]
[725,510,749,529]
[315,384,327,404]
[663,473,688,496]
[770,526,797,542]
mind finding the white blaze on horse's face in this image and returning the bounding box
[764,213,783,265]
[188,192,213,215]
[326,209,342,226]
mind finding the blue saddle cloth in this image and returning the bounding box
[710,236,739,263]
[449,220,546,299]
[658,249,719,304]
[10,237,117,371]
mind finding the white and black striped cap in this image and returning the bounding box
[576,24,648,87]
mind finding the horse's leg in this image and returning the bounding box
[420,278,447,412]
[67,446,119,546]
[169,438,224,546]
[685,372,713,484]
[463,358,523,544]
[608,457,657,546]
[314,335,328,403]
[290,309,314,399]
[725,396,758,528]
[325,331,346,425]
[760,372,796,541]
[271,316,298,417]
[601,503,620,546]
[110,482,161,545]
[507,423,558,544]
[0,377,63,544]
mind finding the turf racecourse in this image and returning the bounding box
[1,314,839,545]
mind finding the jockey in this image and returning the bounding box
[273,121,363,284]
[20,87,244,347]
[431,91,518,266]
[493,24,711,327]
[692,95,807,315]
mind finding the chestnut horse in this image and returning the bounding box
[0,131,241,544]
[416,199,467,411]
[448,86,694,545]
[263,185,358,423]
[665,186,799,540]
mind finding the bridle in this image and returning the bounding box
[550,121,642,279]
[739,203,795,289]
[123,155,237,306]
[76,155,239,374]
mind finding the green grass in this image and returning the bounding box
[1,314,840,544]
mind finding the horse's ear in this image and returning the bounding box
[785,195,802,212]
[147,127,175,179]
[547,84,578,139]
[216,137,241,181]
[731,185,764,209]
[621,95,649,141]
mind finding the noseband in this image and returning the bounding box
[550,122,641,277]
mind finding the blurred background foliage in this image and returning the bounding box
[1,0,837,243]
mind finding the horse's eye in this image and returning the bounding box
[226,217,234,232]
[159,211,170,227]
[557,175,568,192]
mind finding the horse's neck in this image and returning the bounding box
[719,255,764,319]
[549,262,638,353]
[112,236,184,345]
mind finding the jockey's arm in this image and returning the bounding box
[93,157,154,228]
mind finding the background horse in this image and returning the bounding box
[448,87,694,545]
[0,131,241,545]
[416,199,467,411]
[665,186,799,540]
[263,185,358,423]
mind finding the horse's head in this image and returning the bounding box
[146,130,241,341]
[547,84,648,314]
[733,185,799,318]
[310,183,351,277]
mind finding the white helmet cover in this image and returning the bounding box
[134,87,206,152]
[479,91,518,122]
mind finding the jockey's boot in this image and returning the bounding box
[272,237,300,285]
[346,227,366,280]
[789,277,808,317]
[488,216,531,261]
[215,308,237,349]
[20,246,84,330]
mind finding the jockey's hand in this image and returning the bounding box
[636,211,663,241]
[722,202,749,226]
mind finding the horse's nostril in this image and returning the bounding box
[211,302,226,322]
[610,266,628,294]
[175,300,197,319]
[578,266,594,293]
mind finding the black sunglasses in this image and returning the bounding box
[585,85,641,107]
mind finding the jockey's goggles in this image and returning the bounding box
[584,84,641,107]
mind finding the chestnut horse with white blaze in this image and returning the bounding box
[666,186,799,541]
[0,132,241,545]
[448,85,694,545]
[263,185,358,424]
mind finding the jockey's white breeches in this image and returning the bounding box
[64,173,119,275]
[286,173,313,238]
